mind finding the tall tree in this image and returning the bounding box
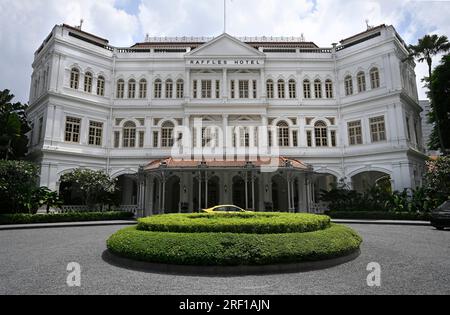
[0,90,30,160]
[429,55,450,153]
[409,35,450,153]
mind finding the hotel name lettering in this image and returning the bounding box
[188,59,264,67]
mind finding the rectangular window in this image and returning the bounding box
[230,80,235,98]
[293,130,298,147]
[176,81,184,99]
[166,81,173,98]
[201,80,212,98]
[38,117,44,143]
[88,121,103,146]
[314,81,322,98]
[216,80,221,99]
[289,81,296,99]
[117,81,124,99]
[154,81,162,98]
[97,78,105,96]
[278,81,285,98]
[139,131,145,148]
[153,131,159,148]
[193,80,198,98]
[267,81,274,99]
[268,131,273,147]
[114,131,120,148]
[239,80,249,98]
[348,121,363,145]
[65,117,81,143]
[303,82,311,99]
[406,117,411,141]
[253,80,258,98]
[139,81,147,99]
[370,116,386,142]
[325,81,333,98]
[331,131,337,147]
[128,81,136,98]
[307,131,312,147]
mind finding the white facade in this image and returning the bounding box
[27,24,427,214]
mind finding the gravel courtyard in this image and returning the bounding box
[0,224,449,295]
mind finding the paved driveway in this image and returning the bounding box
[0,224,449,295]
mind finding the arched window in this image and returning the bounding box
[314,79,322,98]
[123,121,136,148]
[357,72,366,92]
[176,79,184,98]
[303,80,311,99]
[314,121,328,147]
[344,75,353,96]
[154,79,162,98]
[370,67,380,89]
[325,79,333,98]
[97,76,105,96]
[266,80,274,98]
[277,79,285,98]
[166,79,173,98]
[84,72,93,93]
[128,79,136,98]
[277,121,290,147]
[288,79,296,99]
[161,121,174,147]
[139,79,147,99]
[116,79,125,98]
[70,68,80,89]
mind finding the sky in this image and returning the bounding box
[0,0,449,103]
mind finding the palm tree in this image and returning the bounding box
[408,35,450,153]
[409,35,450,79]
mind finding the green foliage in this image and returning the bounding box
[326,211,431,221]
[107,224,362,266]
[0,160,40,214]
[429,54,450,153]
[137,212,331,234]
[424,156,450,205]
[33,187,64,213]
[0,211,134,225]
[409,35,450,153]
[321,180,439,213]
[60,169,118,207]
[0,89,30,160]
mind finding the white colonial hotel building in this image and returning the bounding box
[27,23,426,215]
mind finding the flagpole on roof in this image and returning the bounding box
[224,0,227,33]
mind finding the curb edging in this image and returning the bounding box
[0,220,137,231]
[102,249,361,276]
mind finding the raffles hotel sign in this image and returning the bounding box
[186,58,265,68]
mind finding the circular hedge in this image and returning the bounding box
[107,224,362,266]
[137,212,331,234]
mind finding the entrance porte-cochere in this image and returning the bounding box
[135,157,315,216]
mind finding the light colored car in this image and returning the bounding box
[202,205,247,213]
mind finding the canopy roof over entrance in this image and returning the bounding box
[144,157,312,172]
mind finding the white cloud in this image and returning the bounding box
[0,0,449,102]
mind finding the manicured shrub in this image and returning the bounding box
[325,211,431,221]
[137,212,331,234]
[107,224,362,266]
[0,211,135,225]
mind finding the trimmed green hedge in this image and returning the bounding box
[0,211,135,225]
[326,211,431,221]
[107,224,362,266]
[137,212,331,234]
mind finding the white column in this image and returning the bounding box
[260,69,266,98]
[185,70,191,100]
[222,69,228,99]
